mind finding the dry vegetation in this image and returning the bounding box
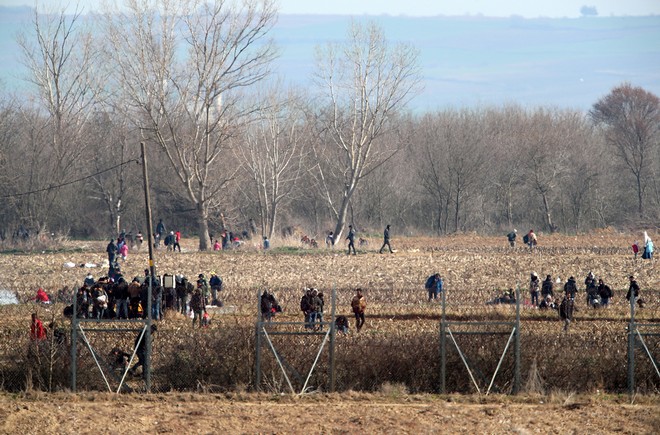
[0,232,658,433]
[0,231,658,396]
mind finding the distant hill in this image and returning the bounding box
[2,7,659,112]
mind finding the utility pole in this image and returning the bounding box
[141,142,155,392]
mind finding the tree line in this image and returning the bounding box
[0,1,658,248]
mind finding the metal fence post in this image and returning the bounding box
[255,290,262,391]
[628,295,636,396]
[329,285,336,392]
[70,288,78,392]
[440,283,446,394]
[513,284,521,394]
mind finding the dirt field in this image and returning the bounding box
[0,392,658,434]
[0,232,658,433]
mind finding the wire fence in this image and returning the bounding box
[0,303,657,394]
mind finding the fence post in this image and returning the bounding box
[328,285,336,392]
[70,289,78,392]
[513,283,521,394]
[255,290,262,391]
[628,294,636,396]
[440,283,446,394]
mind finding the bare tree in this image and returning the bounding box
[102,0,278,249]
[590,83,660,218]
[234,86,307,239]
[311,21,422,243]
[16,3,101,230]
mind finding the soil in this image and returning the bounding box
[0,392,658,434]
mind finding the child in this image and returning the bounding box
[632,241,639,259]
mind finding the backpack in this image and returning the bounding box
[425,275,436,290]
[522,234,530,244]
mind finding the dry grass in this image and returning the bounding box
[0,232,658,394]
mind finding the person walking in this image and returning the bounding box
[174,230,181,252]
[379,224,394,254]
[507,229,517,247]
[351,288,366,331]
[106,238,118,266]
[346,225,356,255]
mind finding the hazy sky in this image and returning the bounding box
[1,0,659,17]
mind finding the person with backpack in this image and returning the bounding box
[529,272,540,306]
[209,272,223,306]
[425,273,443,301]
[524,229,537,249]
[506,229,517,247]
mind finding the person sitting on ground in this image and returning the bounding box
[213,239,221,251]
[539,295,557,310]
[586,276,601,308]
[597,279,613,307]
[33,287,50,304]
[109,347,131,373]
[335,315,349,335]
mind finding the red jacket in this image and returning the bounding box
[31,318,46,341]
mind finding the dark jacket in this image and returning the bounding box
[541,278,554,297]
[626,280,640,301]
[564,278,578,299]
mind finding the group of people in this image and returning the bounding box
[64,267,224,328]
[155,219,182,252]
[632,232,654,260]
[507,229,537,249]
[299,288,325,330]
[345,224,395,255]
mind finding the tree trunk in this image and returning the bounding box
[541,191,556,233]
[197,206,211,251]
[636,173,643,218]
[332,192,352,245]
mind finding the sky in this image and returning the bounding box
[1,0,659,17]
